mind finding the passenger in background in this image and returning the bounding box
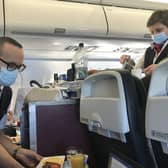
[120,9,168,91]
[0,37,42,168]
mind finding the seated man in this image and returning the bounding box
[0,36,42,168]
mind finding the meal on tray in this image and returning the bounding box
[42,161,61,168]
[36,156,65,168]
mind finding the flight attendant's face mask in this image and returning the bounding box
[152,32,168,44]
[149,22,168,44]
[0,67,18,86]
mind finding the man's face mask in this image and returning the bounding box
[152,32,168,44]
[0,67,18,86]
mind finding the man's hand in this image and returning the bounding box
[15,148,42,168]
[144,64,158,75]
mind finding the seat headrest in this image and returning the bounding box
[80,70,129,138]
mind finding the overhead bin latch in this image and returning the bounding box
[54,28,66,34]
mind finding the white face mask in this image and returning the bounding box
[0,67,18,86]
[152,32,168,44]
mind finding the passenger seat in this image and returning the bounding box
[146,59,168,168]
[80,70,155,168]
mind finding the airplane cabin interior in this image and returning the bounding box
[1,0,168,168]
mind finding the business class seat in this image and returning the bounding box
[80,70,154,168]
[146,59,168,168]
[19,87,63,149]
[19,87,96,167]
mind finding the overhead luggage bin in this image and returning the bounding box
[0,0,4,36]
[104,6,152,40]
[5,0,107,37]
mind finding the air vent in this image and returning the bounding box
[64,45,98,51]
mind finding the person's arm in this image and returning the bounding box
[0,130,42,168]
[0,130,19,156]
[143,64,158,75]
[0,143,24,168]
[120,55,135,71]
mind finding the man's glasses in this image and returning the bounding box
[0,58,26,72]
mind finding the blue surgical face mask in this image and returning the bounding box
[152,32,168,44]
[0,67,18,86]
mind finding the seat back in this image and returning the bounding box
[146,59,168,168]
[80,70,154,168]
[80,70,129,141]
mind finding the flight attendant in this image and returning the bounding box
[120,10,168,90]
